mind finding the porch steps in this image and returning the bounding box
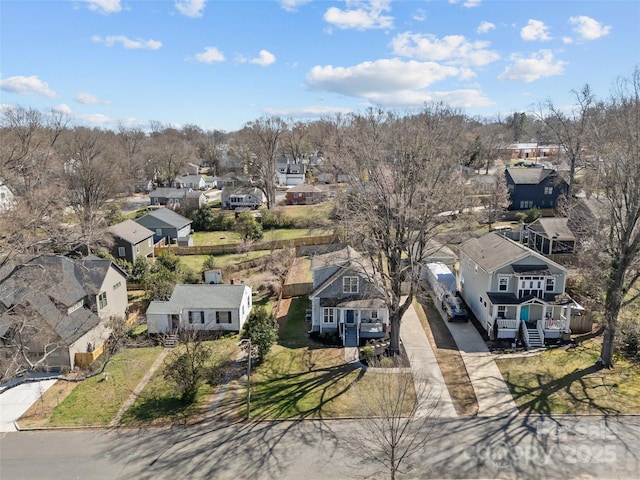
[163,334,179,348]
[344,329,358,348]
[526,328,544,348]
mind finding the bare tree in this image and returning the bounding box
[484,167,511,230]
[195,128,227,176]
[234,116,287,209]
[333,106,467,354]
[147,123,193,186]
[58,127,119,246]
[115,123,147,193]
[537,85,596,207]
[346,367,439,480]
[283,119,310,161]
[588,67,640,368]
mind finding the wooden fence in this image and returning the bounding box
[570,314,593,334]
[154,233,338,256]
[282,282,314,298]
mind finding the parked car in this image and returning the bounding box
[442,293,468,322]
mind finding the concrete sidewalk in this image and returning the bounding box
[400,304,458,418]
[441,317,519,417]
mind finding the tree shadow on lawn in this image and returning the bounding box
[251,361,365,420]
[505,363,624,415]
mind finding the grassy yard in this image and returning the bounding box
[247,296,416,420]
[272,202,334,224]
[19,346,163,428]
[177,251,273,273]
[120,336,240,426]
[191,227,333,247]
[496,339,640,414]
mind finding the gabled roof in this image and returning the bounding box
[150,187,189,199]
[78,256,127,294]
[527,217,576,240]
[147,284,250,313]
[221,185,263,197]
[311,245,360,271]
[288,183,322,193]
[135,207,192,229]
[506,167,555,185]
[460,232,566,274]
[109,219,154,245]
[175,175,204,184]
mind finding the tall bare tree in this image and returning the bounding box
[147,123,193,186]
[115,123,147,193]
[235,116,287,209]
[589,67,640,368]
[333,106,467,354]
[537,85,596,207]
[346,368,439,480]
[58,127,119,246]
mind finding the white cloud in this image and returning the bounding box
[77,113,112,125]
[448,0,482,7]
[82,0,121,14]
[366,89,494,108]
[194,47,225,63]
[562,36,574,45]
[0,75,56,98]
[75,92,109,105]
[250,50,276,66]
[278,0,312,12]
[412,9,426,22]
[175,0,206,18]
[498,50,566,82]
[306,58,463,98]
[391,32,500,66]
[569,15,611,40]
[324,0,393,31]
[92,35,162,50]
[521,19,552,41]
[477,21,495,34]
[53,104,72,115]
[264,105,353,117]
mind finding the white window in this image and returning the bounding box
[497,306,506,318]
[113,281,121,290]
[498,276,509,291]
[342,276,359,293]
[323,308,335,324]
[98,291,107,309]
[546,278,555,291]
[520,200,534,209]
[544,186,553,195]
[156,229,162,237]
[216,311,232,324]
[148,238,152,247]
[370,309,378,319]
[118,247,125,257]
[188,311,204,324]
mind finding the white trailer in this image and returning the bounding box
[422,262,457,301]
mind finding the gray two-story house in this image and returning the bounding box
[505,167,569,211]
[459,232,581,348]
[108,219,155,263]
[134,208,192,244]
[309,246,389,347]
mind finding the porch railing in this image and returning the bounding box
[522,324,530,346]
[544,318,566,330]
[360,321,384,333]
[537,320,545,344]
[496,318,519,330]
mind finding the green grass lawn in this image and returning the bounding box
[120,336,240,426]
[191,227,333,247]
[177,251,272,273]
[272,202,334,223]
[35,347,163,427]
[247,296,416,420]
[496,339,640,414]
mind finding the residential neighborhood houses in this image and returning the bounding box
[1,80,639,480]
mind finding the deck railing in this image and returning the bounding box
[496,318,519,330]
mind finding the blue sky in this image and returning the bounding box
[1,0,638,132]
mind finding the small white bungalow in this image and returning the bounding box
[146,284,252,334]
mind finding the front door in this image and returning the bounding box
[520,306,529,321]
[345,310,355,324]
[171,315,180,332]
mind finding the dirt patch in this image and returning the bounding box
[416,297,479,416]
[18,380,77,428]
[285,256,312,284]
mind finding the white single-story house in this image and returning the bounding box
[146,284,252,334]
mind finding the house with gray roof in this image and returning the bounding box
[134,207,192,244]
[505,167,568,211]
[146,284,252,334]
[174,174,206,190]
[108,219,155,263]
[220,186,264,210]
[309,246,389,347]
[459,232,581,348]
[150,187,205,212]
[0,255,127,372]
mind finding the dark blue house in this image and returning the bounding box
[505,167,568,211]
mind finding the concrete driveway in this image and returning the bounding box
[0,379,58,432]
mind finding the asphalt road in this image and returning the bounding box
[1,415,638,479]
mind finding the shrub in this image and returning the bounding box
[241,306,279,364]
[362,345,375,363]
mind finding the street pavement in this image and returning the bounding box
[1,415,638,479]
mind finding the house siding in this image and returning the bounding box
[96,267,129,321]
